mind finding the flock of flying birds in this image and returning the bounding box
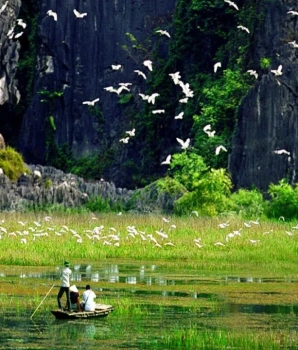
[0,215,295,249]
[1,0,296,161]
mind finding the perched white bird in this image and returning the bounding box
[214,62,221,73]
[156,29,171,38]
[274,149,290,155]
[214,241,225,246]
[16,19,27,29]
[152,109,165,114]
[175,112,184,119]
[161,155,171,165]
[143,60,153,71]
[47,10,58,21]
[120,137,129,144]
[287,10,298,16]
[126,128,135,137]
[247,70,258,79]
[147,93,160,104]
[237,25,250,33]
[271,65,283,76]
[169,72,181,85]
[215,145,228,155]
[134,70,147,79]
[111,64,122,70]
[176,138,190,150]
[82,98,100,106]
[73,9,87,18]
[0,1,8,14]
[179,97,188,103]
[224,0,239,11]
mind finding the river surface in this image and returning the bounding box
[0,262,297,349]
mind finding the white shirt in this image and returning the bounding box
[82,289,96,311]
[61,267,72,287]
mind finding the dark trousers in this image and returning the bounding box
[57,286,71,311]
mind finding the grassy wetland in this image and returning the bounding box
[1,212,298,349]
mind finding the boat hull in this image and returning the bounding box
[51,304,114,320]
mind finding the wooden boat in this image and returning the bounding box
[51,304,114,320]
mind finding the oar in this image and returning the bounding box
[30,283,55,319]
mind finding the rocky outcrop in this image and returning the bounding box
[0,164,134,211]
[0,0,21,106]
[0,165,183,213]
[229,0,298,191]
[18,0,177,185]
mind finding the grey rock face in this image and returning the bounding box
[0,0,21,105]
[19,0,177,177]
[0,164,182,213]
[229,0,298,191]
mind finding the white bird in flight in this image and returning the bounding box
[16,19,27,29]
[237,25,250,33]
[134,70,147,79]
[156,29,171,38]
[176,138,190,150]
[120,137,129,144]
[73,9,87,18]
[14,32,24,39]
[215,145,228,155]
[214,62,221,73]
[203,124,216,137]
[47,10,58,21]
[287,10,298,16]
[161,155,171,165]
[143,60,153,71]
[169,72,181,85]
[274,149,290,155]
[179,97,188,103]
[271,65,283,76]
[126,128,135,137]
[175,112,184,119]
[0,1,8,14]
[152,109,165,114]
[224,0,239,11]
[111,64,122,70]
[147,93,160,104]
[82,98,100,106]
[247,70,258,79]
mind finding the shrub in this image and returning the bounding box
[227,188,265,218]
[0,147,29,181]
[265,179,298,220]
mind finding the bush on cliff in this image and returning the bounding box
[0,147,29,181]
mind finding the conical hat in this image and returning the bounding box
[69,285,78,293]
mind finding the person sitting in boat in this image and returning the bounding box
[68,285,82,311]
[81,284,96,311]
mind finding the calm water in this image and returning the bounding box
[0,262,297,349]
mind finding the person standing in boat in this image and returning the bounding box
[81,284,96,311]
[57,261,72,311]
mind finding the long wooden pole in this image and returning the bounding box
[30,283,55,319]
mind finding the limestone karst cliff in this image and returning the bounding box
[229,0,298,191]
[18,0,177,187]
[2,0,298,192]
[0,0,21,108]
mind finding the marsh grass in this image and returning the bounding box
[0,213,298,276]
[160,327,298,350]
